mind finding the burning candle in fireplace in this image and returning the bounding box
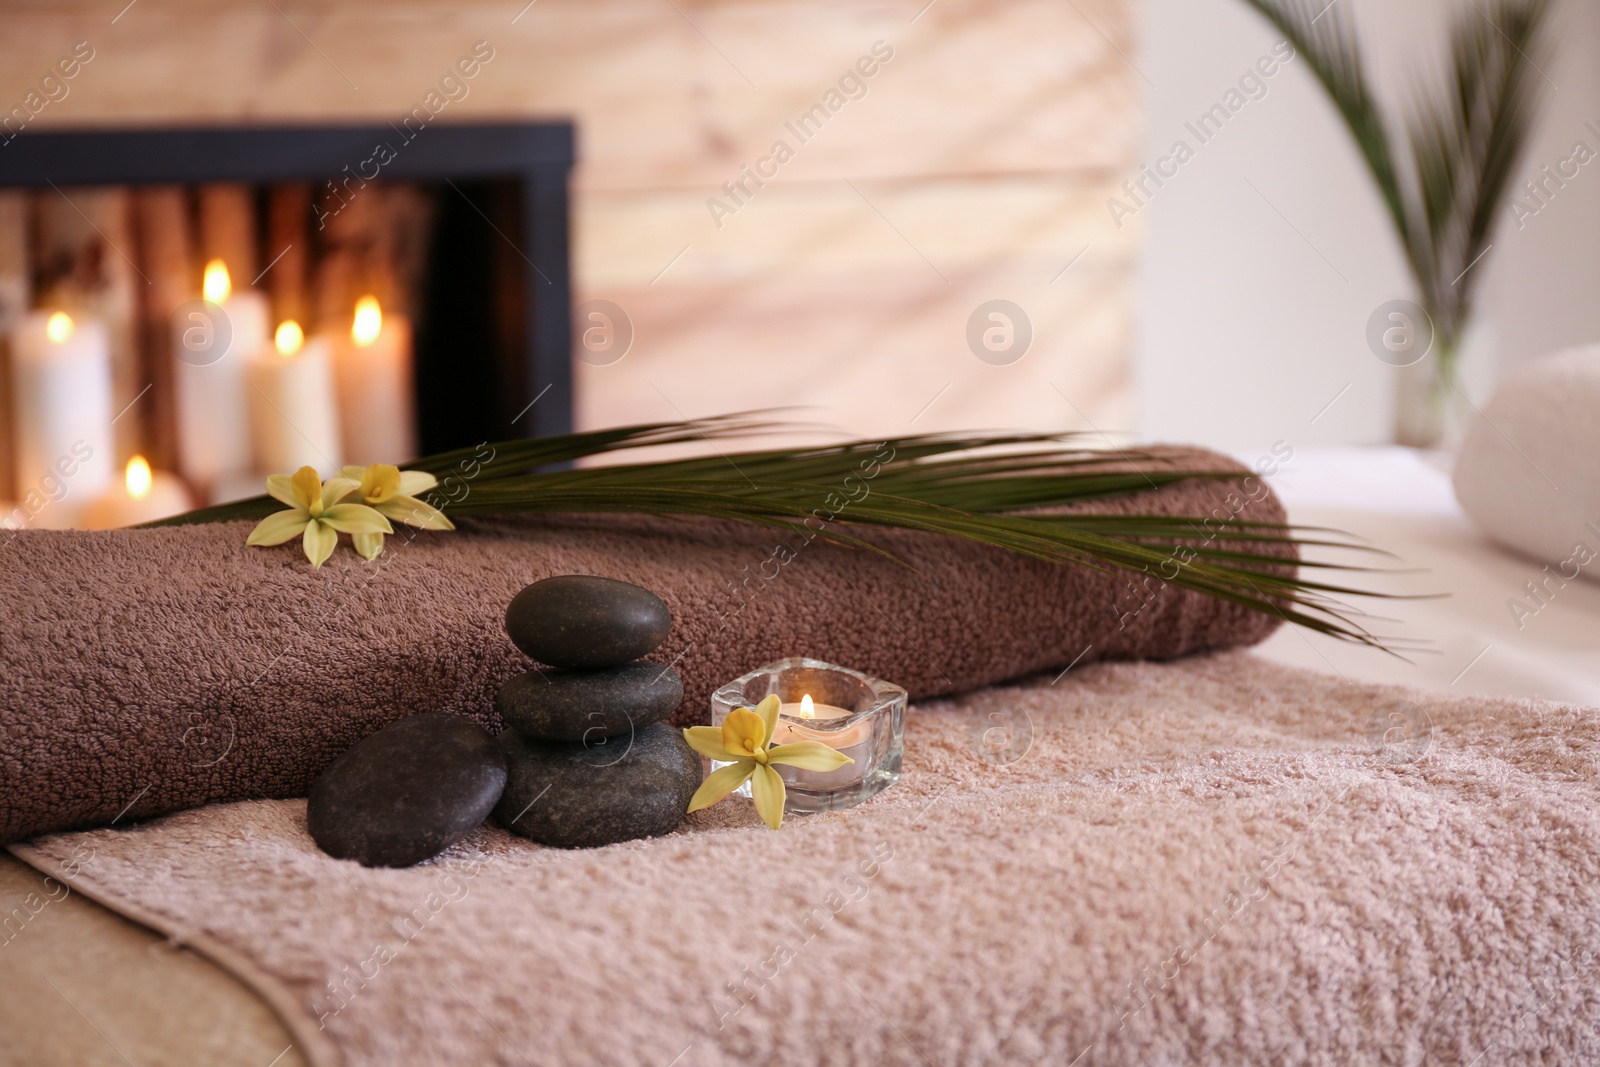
[10,310,115,515]
[332,295,416,466]
[174,259,268,494]
[83,455,194,529]
[247,320,342,477]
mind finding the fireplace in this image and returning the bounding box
[0,121,573,524]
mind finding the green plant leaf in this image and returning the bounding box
[152,415,1421,651]
[1238,0,1548,366]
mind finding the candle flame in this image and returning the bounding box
[799,694,815,718]
[45,311,74,343]
[352,295,382,346]
[125,455,152,499]
[275,320,305,357]
[202,259,232,303]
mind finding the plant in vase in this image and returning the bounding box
[1240,0,1549,446]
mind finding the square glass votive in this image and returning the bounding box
[709,657,906,813]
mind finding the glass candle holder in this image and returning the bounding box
[710,657,906,813]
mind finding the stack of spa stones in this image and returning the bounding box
[491,575,700,849]
[302,574,699,866]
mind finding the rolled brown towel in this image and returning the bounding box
[0,447,1290,842]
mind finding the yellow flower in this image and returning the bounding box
[338,464,455,561]
[246,466,393,569]
[683,694,854,830]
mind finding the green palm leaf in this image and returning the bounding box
[153,415,1417,652]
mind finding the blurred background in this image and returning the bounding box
[3,0,1597,473]
[0,0,1592,440]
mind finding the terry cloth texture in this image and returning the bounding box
[0,448,1287,842]
[13,652,1600,1067]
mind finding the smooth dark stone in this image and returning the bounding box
[308,714,507,868]
[504,575,672,670]
[493,722,699,848]
[497,663,683,741]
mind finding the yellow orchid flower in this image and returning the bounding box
[338,464,455,561]
[246,466,393,569]
[683,694,854,829]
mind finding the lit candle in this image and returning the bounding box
[331,295,416,466]
[247,320,342,476]
[712,659,907,813]
[774,693,869,745]
[772,693,874,789]
[174,259,268,492]
[10,310,115,517]
[83,455,195,529]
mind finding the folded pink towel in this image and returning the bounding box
[0,448,1288,842]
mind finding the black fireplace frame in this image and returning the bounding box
[0,121,575,443]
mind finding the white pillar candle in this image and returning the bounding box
[248,320,342,477]
[174,259,268,491]
[332,295,417,466]
[82,455,195,529]
[10,311,116,518]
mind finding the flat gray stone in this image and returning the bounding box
[504,575,672,670]
[308,714,507,868]
[496,664,683,741]
[493,722,698,848]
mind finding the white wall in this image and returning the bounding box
[1135,0,1600,453]
[1492,0,1600,372]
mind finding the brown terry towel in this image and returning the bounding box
[0,447,1290,842]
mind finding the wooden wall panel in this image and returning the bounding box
[0,0,1137,187]
[0,0,1141,440]
[577,175,1136,439]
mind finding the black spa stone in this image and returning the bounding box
[497,663,683,741]
[307,714,508,868]
[504,575,672,669]
[493,722,699,849]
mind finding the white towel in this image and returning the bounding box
[1452,344,1600,581]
